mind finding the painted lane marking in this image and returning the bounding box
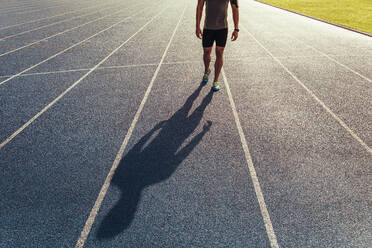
[241,2,371,83]
[75,3,187,247]
[0,2,116,41]
[0,0,120,31]
[0,64,158,79]
[240,24,372,156]
[0,2,132,58]
[225,55,372,61]
[282,34,372,83]
[4,54,369,81]
[0,1,68,14]
[0,0,75,11]
[0,5,36,11]
[0,0,100,16]
[0,61,205,79]
[0,2,145,86]
[0,3,162,149]
[0,3,69,16]
[0,5,39,13]
[222,68,280,248]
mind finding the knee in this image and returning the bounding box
[203,50,212,58]
[215,49,224,59]
[216,53,224,62]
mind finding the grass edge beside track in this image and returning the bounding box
[255,0,372,37]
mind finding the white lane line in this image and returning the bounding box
[0,1,118,31]
[97,60,202,68]
[0,4,36,11]
[0,0,94,16]
[0,63,159,78]
[0,2,115,41]
[0,3,67,16]
[0,5,53,15]
[0,1,66,13]
[240,3,371,83]
[282,34,372,83]
[162,60,201,65]
[0,3,145,87]
[0,5,38,13]
[0,2,129,58]
[9,0,90,8]
[241,24,372,156]
[0,2,166,150]
[0,0,73,10]
[0,61,204,79]
[99,63,159,69]
[225,55,357,61]
[75,3,186,247]
[0,61,202,79]
[222,68,280,248]
[0,68,91,78]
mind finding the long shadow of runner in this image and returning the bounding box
[97,84,214,239]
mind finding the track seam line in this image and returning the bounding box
[74,2,186,247]
[0,3,163,149]
[240,24,372,156]
[0,2,116,41]
[0,2,131,58]
[0,0,120,31]
[0,2,146,86]
[222,68,280,248]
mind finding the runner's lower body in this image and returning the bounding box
[201,28,228,91]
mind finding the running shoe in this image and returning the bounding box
[212,81,220,91]
[202,69,211,83]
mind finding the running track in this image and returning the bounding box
[0,0,371,247]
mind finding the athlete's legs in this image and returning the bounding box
[203,47,212,73]
[214,46,224,82]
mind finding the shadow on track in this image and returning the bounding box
[97,84,214,239]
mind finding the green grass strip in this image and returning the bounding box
[257,0,372,35]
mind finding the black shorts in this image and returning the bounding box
[202,28,228,48]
